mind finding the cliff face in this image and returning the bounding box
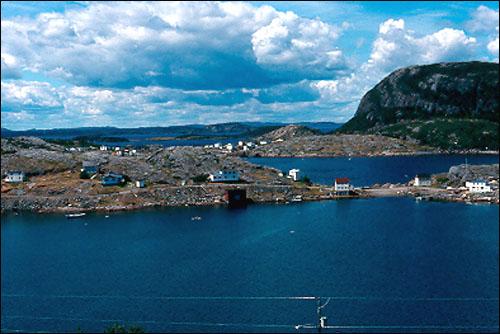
[341,61,499,132]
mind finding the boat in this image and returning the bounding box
[191,216,202,221]
[291,195,303,202]
[66,213,86,219]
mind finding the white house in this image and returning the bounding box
[243,145,249,151]
[466,180,491,193]
[209,170,240,182]
[99,145,108,151]
[238,141,244,147]
[259,140,268,145]
[334,177,352,194]
[225,143,234,152]
[4,171,25,183]
[414,174,432,187]
[288,169,301,181]
[214,143,221,148]
[135,180,145,188]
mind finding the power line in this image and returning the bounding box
[3,294,497,302]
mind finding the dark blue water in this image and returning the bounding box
[247,154,499,186]
[2,198,498,333]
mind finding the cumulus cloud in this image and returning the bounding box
[466,5,499,32]
[368,19,477,71]
[251,11,346,80]
[1,1,347,90]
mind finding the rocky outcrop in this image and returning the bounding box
[341,62,499,132]
[257,125,319,142]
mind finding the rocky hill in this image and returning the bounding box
[340,61,499,149]
[257,125,320,141]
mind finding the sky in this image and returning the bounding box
[1,1,498,130]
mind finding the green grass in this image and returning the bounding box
[367,118,498,150]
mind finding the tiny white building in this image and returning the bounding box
[259,140,268,145]
[238,141,244,147]
[288,169,301,181]
[334,177,352,194]
[135,180,145,188]
[466,180,491,193]
[209,170,240,182]
[214,143,221,148]
[225,143,234,152]
[243,145,249,151]
[414,174,432,187]
[4,171,25,183]
[100,145,108,151]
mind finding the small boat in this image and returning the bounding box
[191,216,202,221]
[66,213,86,219]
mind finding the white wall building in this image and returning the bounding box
[209,170,240,182]
[334,177,352,194]
[466,180,491,193]
[100,145,108,151]
[288,169,301,181]
[225,143,234,152]
[259,140,268,145]
[4,171,25,183]
[414,174,432,187]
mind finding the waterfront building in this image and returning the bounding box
[238,141,244,147]
[288,169,301,181]
[414,174,432,186]
[335,177,352,195]
[209,170,240,182]
[225,143,234,152]
[4,171,25,183]
[100,145,108,151]
[101,172,125,186]
[466,179,491,193]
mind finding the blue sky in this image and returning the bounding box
[1,1,498,130]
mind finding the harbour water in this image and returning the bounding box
[1,197,498,333]
[247,154,499,186]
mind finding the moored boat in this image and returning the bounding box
[66,213,86,219]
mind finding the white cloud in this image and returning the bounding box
[466,5,499,32]
[1,1,347,89]
[367,19,477,72]
[487,36,499,59]
[251,10,346,78]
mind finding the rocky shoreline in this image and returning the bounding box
[1,136,498,215]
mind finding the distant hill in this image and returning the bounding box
[257,125,320,141]
[339,61,499,149]
[1,122,343,140]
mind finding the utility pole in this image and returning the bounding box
[295,297,330,333]
[317,297,322,333]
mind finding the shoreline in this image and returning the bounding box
[244,150,499,159]
[2,182,498,216]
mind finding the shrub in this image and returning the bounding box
[192,173,209,183]
[80,171,90,179]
